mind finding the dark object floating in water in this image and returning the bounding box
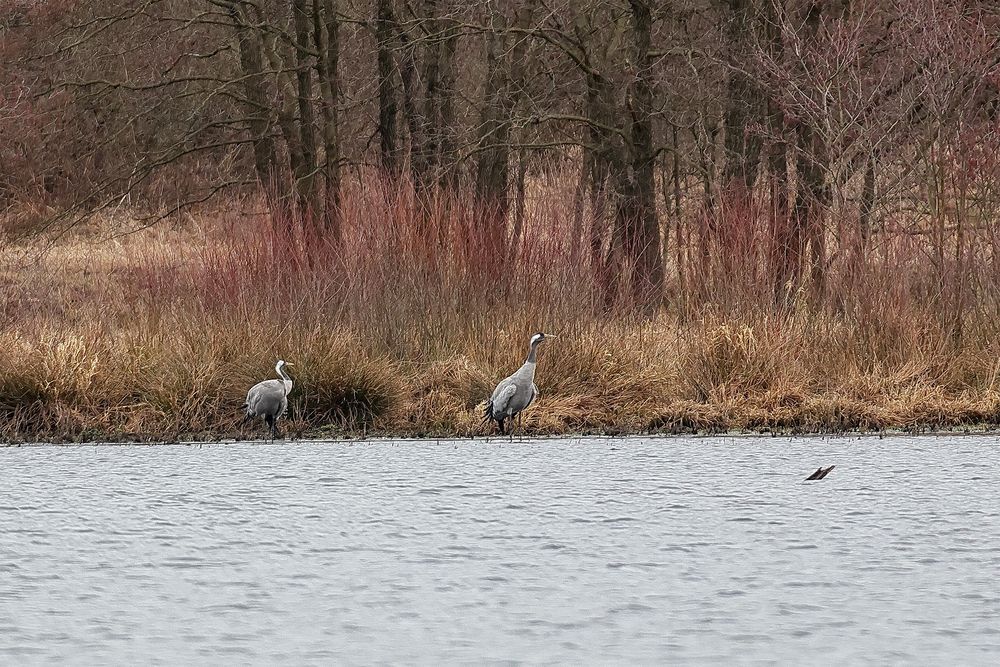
[805,465,835,481]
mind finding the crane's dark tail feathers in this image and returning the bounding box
[482,400,501,434]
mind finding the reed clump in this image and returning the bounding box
[4,180,1000,442]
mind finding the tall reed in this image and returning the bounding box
[3,174,1000,441]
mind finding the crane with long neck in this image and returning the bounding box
[483,332,556,435]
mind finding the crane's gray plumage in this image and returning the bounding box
[243,360,294,439]
[484,332,554,435]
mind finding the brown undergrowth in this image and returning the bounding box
[4,182,1000,442]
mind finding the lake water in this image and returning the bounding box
[2,436,999,664]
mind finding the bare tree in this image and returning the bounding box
[4,0,999,314]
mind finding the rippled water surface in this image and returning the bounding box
[2,436,1000,664]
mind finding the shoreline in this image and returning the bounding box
[5,427,1000,447]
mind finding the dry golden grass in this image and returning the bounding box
[4,188,1000,442]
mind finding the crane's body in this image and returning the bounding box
[484,333,553,435]
[243,360,293,439]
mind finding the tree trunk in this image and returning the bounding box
[792,1,828,299]
[794,121,829,296]
[474,1,537,221]
[604,1,663,311]
[584,70,617,292]
[435,17,458,189]
[312,0,341,238]
[721,0,764,192]
[395,14,425,188]
[416,0,442,189]
[259,22,306,218]
[672,123,685,308]
[291,0,318,217]
[769,106,791,301]
[625,0,662,308]
[588,150,610,273]
[473,13,511,259]
[376,0,399,175]
[762,0,792,303]
[229,5,279,200]
[474,9,510,216]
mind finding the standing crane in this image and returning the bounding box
[243,360,294,440]
[483,332,555,435]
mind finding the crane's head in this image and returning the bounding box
[530,332,556,346]
[275,359,295,373]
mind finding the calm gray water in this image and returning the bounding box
[2,436,999,665]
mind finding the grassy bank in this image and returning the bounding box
[4,183,1000,442]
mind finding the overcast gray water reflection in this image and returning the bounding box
[2,436,999,664]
